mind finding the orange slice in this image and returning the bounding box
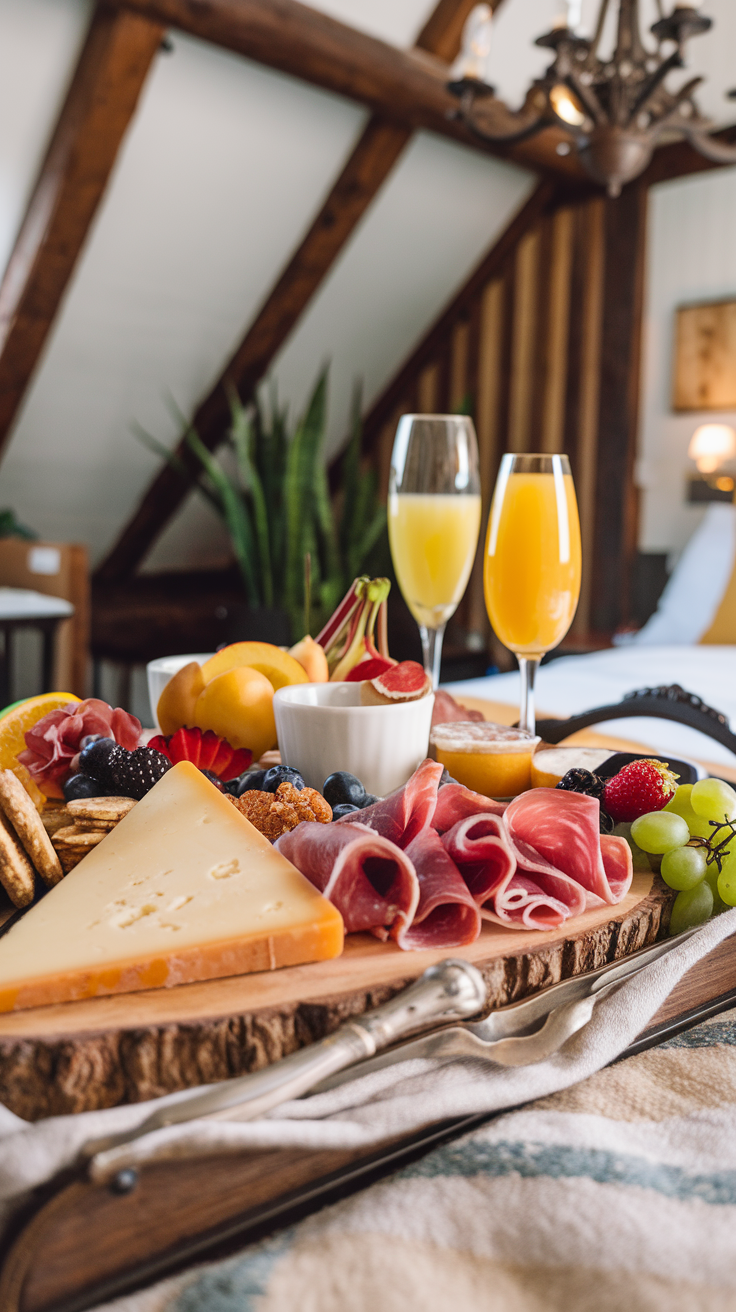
[0,692,81,807]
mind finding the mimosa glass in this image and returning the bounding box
[484,453,581,734]
[388,414,481,688]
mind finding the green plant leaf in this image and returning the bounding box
[284,367,329,619]
[132,421,223,517]
[227,387,274,608]
[184,426,260,607]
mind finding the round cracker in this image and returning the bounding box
[0,770,63,887]
[66,797,136,823]
[0,811,35,907]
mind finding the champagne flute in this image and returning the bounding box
[484,453,581,734]
[388,415,482,688]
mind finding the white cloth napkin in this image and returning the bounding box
[2,909,736,1241]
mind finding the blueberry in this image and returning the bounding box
[200,769,225,792]
[332,803,361,820]
[439,768,458,787]
[63,772,110,801]
[235,770,267,796]
[262,766,305,793]
[323,772,366,808]
[79,737,118,777]
[360,794,379,808]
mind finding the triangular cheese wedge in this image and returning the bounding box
[0,762,343,1012]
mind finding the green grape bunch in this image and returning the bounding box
[631,778,736,935]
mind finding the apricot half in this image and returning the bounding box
[200,641,308,692]
[193,667,276,759]
[157,662,206,736]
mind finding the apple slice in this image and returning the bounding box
[360,660,432,706]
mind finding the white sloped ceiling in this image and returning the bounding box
[0,0,733,572]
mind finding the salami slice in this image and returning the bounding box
[275,821,419,941]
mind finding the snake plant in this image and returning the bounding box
[135,368,386,640]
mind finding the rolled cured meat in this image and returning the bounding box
[275,821,419,941]
[401,827,481,948]
[504,788,633,906]
[340,759,444,849]
[440,813,516,905]
[432,782,506,833]
[441,812,581,929]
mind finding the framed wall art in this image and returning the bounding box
[673,297,736,412]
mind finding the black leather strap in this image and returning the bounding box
[534,683,736,756]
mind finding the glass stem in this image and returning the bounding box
[517,655,541,735]
[419,623,446,690]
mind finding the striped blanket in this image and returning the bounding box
[99,1006,736,1312]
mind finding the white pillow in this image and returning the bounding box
[630,502,736,645]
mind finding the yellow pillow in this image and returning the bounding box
[700,545,736,643]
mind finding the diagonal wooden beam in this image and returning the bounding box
[120,0,580,178]
[96,0,510,584]
[0,3,164,455]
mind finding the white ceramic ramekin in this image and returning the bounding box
[273,682,435,797]
[146,654,213,729]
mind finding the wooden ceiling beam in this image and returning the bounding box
[640,125,736,189]
[0,3,164,457]
[120,0,582,179]
[95,0,510,584]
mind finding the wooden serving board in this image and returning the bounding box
[0,696,685,1121]
[0,872,672,1120]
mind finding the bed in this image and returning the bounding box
[447,644,736,772]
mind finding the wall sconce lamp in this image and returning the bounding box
[687,423,736,502]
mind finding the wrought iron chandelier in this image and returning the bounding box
[448,0,736,196]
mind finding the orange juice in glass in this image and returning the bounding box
[484,453,581,733]
[389,415,481,687]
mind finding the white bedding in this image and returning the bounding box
[447,645,736,768]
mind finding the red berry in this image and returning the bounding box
[603,759,678,823]
[149,727,251,780]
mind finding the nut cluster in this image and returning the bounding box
[229,782,331,842]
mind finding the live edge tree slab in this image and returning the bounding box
[0,873,671,1120]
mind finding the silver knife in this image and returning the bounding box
[84,926,700,1177]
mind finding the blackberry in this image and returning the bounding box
[556,768,613,834]
[555,768,606,802]
[200,769,225,792]
[106,746,172,800]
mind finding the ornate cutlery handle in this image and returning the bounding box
[85,959,486,1175]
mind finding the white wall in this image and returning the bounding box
[637,166,736,560]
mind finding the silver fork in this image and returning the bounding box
[84,928,698,1172]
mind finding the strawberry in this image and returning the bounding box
[603,759,678,823]
[148,728,251,781]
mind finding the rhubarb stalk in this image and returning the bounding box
[315,576,395,680]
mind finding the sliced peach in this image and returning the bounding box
[157,662,206,736]
[193,667,276,759]
[200,642,308,692]
[288,635,329,682]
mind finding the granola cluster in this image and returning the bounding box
[229,781,332,842]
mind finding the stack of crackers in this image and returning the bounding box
[0,770,64,908]
[49,797,137,873]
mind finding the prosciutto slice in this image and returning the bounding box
[339,759,444,849]
[275,821,419,940]
[401,828,481,948]
[505,788,633,906]
[432,782,506,833]
[441,812,580,929]
[440,814,515,905]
